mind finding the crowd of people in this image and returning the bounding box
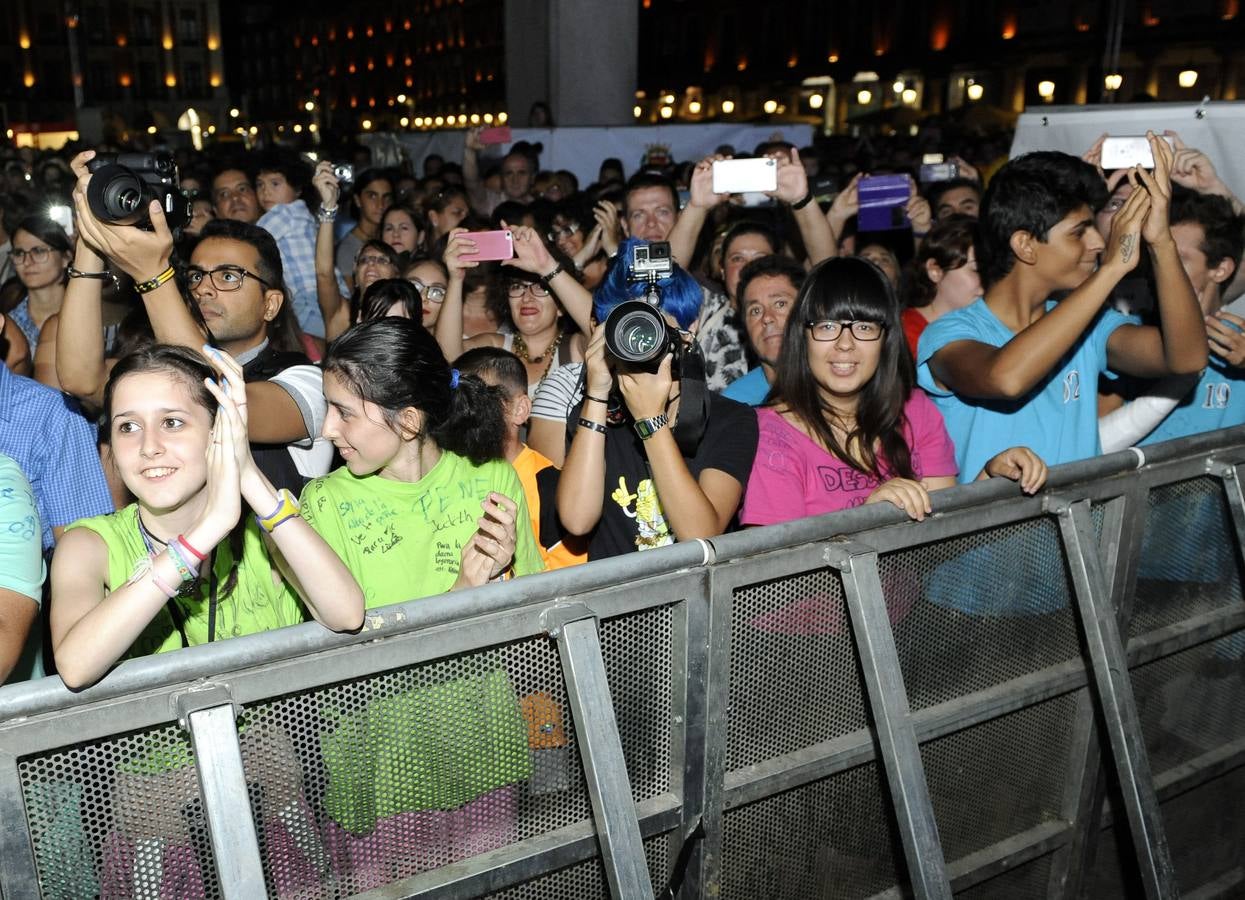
[1,125,1244,688]
[2,118,1244,888]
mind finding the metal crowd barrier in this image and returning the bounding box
[2,426,1244,900]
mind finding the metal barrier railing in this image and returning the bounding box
[1,427,1244,900]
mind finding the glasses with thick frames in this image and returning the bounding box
[507,281,551,299]
[409,278,448,304]
[185,265,271,292]
[805,320,885,342]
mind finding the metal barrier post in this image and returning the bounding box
[552,612,655,900]
[0,751,40,900]
[1055,499,1178,900]
[180,693,265,899]
[666,571,712,899]
[1049,486,1149,898]
[831,543,952,900]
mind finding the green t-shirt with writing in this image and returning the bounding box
[300,451,544,609]
[67,504,306,658]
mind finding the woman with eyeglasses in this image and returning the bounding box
[437,225,592,396]
[739,257,1046,526]
[401,256,449,329]
[8,215,72,357]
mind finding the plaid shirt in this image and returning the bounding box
[0,365,113,551]
[257,201,348,339]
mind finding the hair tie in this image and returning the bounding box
[449,368,460,389]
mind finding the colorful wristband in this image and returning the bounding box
[164,540,198,583]
[266,511,300,532]
[176,533,207,562]
[134,265,176,295]
[150,567,180,600]
[256,489,300,533]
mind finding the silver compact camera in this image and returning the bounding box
[629,241,673,284]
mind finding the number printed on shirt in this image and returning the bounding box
[1062,370,1081,404]
[1202,382,1231,409]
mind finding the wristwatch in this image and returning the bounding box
[633,413,670,440]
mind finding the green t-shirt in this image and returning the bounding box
[299,451,544,609]
[67,504,306,658]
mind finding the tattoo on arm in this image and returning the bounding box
[1121,233,1137,264]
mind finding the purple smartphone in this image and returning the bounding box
[857,175,911,231]
[461,229,515,262]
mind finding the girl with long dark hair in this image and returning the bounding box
[299,316,543,886]
[740,257,1046,526]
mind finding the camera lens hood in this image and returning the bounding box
[604,299,673,366]
[86,163,147,225]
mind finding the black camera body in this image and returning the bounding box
[603,241,683,374]
[86,152,191,231]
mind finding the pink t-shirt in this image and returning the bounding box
[739,390,959,527]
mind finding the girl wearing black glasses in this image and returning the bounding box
[740,257,1046,525]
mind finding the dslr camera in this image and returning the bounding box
[86,152,191,230]
[603,241,685,374]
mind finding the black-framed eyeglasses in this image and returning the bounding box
[546,222,580,243]
[409,278,447,304]
[11,246,53,264]
[185,265,270,292]
[507,281,551,299]
[356,253,396,268]
[805,320,885,342]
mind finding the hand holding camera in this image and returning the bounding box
[443,227,480,282]
[312,160,342,210]
[70,150,176,282]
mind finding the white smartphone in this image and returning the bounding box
[1101,134,1174,170]
[712,157,778,195]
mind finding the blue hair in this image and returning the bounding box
[592,238,703,329]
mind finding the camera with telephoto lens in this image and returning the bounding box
[85,152,191,230]
[603,241,685,374]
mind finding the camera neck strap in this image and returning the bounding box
[670,342,709,456]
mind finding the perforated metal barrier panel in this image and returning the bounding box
[4,437,1245,900]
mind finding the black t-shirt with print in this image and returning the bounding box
[557,393,758,561]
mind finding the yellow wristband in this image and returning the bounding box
[134,265,176,294]
[255,489,300,533]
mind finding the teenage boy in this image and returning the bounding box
[1097,189,1244,451]
[916,135,1206,480]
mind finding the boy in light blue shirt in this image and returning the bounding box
[917,138,1207,480]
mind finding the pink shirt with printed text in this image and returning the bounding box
[739,390,959,526]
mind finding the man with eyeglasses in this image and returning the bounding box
[70,198,331,492]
